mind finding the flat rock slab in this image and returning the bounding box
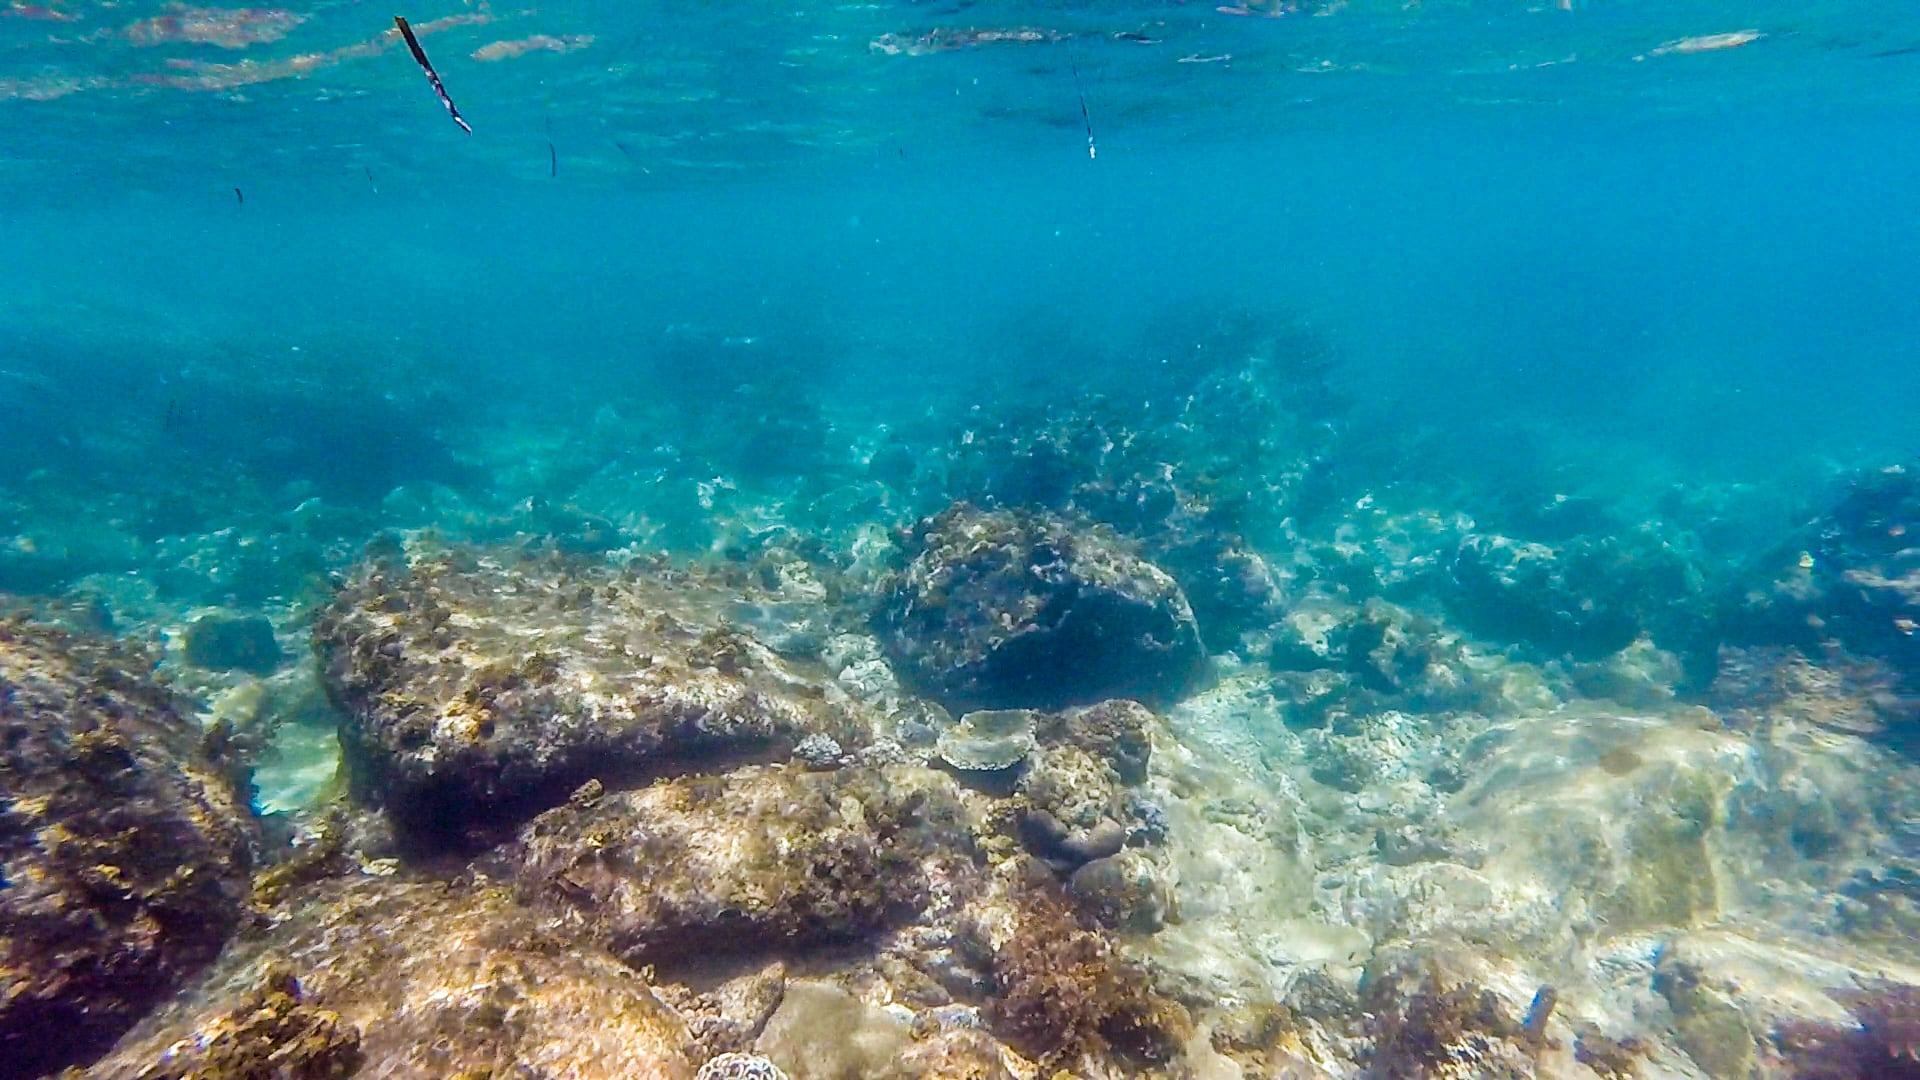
[505,764,974,968]
[314,547,869,844]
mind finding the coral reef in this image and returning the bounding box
[874,503,1204,711]
[0,615,256,1078]
[13,304,1920,1080]
[314,544,869,845]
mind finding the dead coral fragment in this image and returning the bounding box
[695,1052,789,1080]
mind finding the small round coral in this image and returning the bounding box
[696,1052,791,1080]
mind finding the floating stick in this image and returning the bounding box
[546,117,557,177]
[1067,45,1096,160]
[233,186,244,204]
[394,15,471,133]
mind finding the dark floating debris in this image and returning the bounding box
[364,165,378,193]
[1068,45,1096,160]
[394,14,471,133]
[546,117,556,177]
[233,186,244,204]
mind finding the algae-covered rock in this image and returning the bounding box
[182,610,284,673]
[0,615,256,1078]
[1655,945,1760,1079]
[874,503,1204,712]
[506,765,972,967]
[104,967,363,1080]
[86,876,697,1079]
[314,545,869,844]
[983,882,1193,1069]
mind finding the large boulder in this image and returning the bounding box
[83,877,697,1079]
[314,546,869,846]
[0,616,255,1078]
[874,504,1205,711]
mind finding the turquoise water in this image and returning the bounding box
[6,1,1919,511]
[6,1,1920,1075]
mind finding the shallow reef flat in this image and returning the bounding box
[0,336,1916,1078]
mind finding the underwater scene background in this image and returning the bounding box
[2,0,1918,1077]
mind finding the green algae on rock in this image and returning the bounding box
[314,545,870,845]
[874,503,1205,712]
[0,614,257,1078]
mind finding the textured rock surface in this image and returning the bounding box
[0,616,256,1078]
[506,765,973,967]
[874,503,1205,711]
[86,876,697,1080]
[314,545,869,843]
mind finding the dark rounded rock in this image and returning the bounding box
[0,616,256,1077]
[874,504,1205,712]
[1067,852,1169,933]
[182,610,284,673]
